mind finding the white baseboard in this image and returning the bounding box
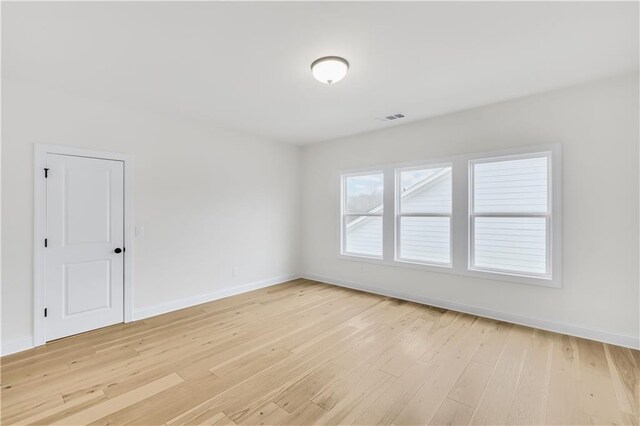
[132,274,301,321]
[5,273,636,355]
[302,273,640,350]
[1,274,301,357]
[1,336,35,357]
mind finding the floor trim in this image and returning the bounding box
[132,274,301,321]
[5,273,636,355]
[1,336,35,357]
[302,273,640,350]
[1,274,301,357]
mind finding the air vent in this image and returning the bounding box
[377,113,406,122]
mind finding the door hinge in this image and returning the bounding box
[44,308,48,317]
[44,168,49,178]
[44,238,48,247]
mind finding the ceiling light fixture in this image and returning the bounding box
[311,56,349,84]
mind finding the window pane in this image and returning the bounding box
[473,156,548,213]
[345,216,382,257]
[399,217,450,264]
[473,217,547,274]
[399,167,451,214]
[345,174,383,213]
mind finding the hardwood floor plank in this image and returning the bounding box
[280,401,327,425]
[218,327,373,424]
[578,339,624,424]
[311,362,391,411]
[447,360,493,408]
[51,373,183,425]
[167,325,365,425]
[550,333,582,379]
[604,344,639,417]
[15,391,107,426]
[1,393,67,425]
[378,318,435,377]
[311,364,394,425]
[430,397,474,426]
[352,360,432,425]
[467,325,531,425]
[393,317,489,425]
[238,402,290,426]
[198,412,237,426]
[506,329,554,425]
[275,361,347,413]
[419,313,476,363]
[1,279,637,426]
[471,320,511,367]
[546,371,590,426]
[98,372,220,425]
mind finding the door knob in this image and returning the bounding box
[114,248,123,254]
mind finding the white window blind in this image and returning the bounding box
[470,154,551,277]
[396,166,452,265]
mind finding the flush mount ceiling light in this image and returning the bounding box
[311,56,349,84]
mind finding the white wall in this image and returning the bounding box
[2,80,301,352]
[3,74,638,354]
[301,73,640,347]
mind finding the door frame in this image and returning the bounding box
[33,144,134,346]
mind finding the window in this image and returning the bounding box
[396,165,452,265]
[469,153,551,278]
[341,172,384,258]
[338,145,559,287]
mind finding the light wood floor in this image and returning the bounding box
[1,279,638,426]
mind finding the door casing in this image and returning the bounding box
[34,144,134,346]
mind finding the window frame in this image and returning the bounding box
[340,170,385,260]
[395,163,453,268]
[336,144,562,288]
[468,152,553,280]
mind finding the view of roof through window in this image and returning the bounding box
[345,174,383,214]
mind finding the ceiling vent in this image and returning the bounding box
[377,113,406,122]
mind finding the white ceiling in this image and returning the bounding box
[3,2,638,145]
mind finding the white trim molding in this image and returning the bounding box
[3,274,301,357]
[336,143,562,289]
[132,274,300,320]
[33,144,135,347]
[1,337,35,357]
[302,273,640,350]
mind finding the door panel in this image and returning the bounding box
[64,260,111,316]
[65,168,112,245]
[46,154,124,341]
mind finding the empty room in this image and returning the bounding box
[1,1,639,425]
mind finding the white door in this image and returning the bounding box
[45,153,125,341]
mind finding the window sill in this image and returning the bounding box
[465,266,558,288]
[336,254,561,289]
[337,253,453,274]
[339,252,383,262]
